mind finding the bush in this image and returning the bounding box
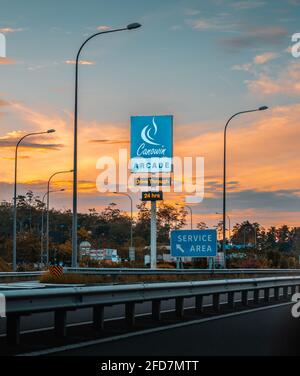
[228,257,269,269]
[0,257,10,272]
[157,262,175,269]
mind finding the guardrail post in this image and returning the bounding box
[274,286,280,300]
[152,300,161,321]
[93,306,104,331]
[195,295,204,314]
[125,302,135,326]
[54,310,67,337]
[283,286,289,299]
[228,291,235,308]
[7,314,21,345]
[175,297,184,318]
[253,289,260,304]
[264,288,270,303]
[242,290,248,306]
[291,285,296,295]
[213,293,220,312]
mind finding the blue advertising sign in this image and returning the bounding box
[171,229,217,258]
[130,115,173,173]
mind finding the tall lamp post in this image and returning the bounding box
[12,129,56,272]
[243,224,257,249]
[222,106,268,268]
[72,23,142,267]
[185,205,193,230]
[113,192,134,256]
[41,188,65,265]
[175,203,194,269]
[216,212,231,240]
[176,203,193,229]
[46,170,73,264]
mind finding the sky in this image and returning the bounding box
[0,0,299,230]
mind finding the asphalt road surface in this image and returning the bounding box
[54,303,300,356]
[0,293,222,335]
[0,283,297,356]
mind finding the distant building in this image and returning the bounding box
[80,246,120,263]
[79,241,91,255]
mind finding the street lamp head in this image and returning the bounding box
[47,129,56,133]
[127,23,142,30]
[258,106,268,111]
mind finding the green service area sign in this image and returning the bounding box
[171,229,217,258]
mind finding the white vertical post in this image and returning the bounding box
[0,33,6,58]
[150,200,157,269]
[0,293,6,318]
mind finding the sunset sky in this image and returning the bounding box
[0,0,299,229]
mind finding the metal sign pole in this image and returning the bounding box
[150,200,157,269]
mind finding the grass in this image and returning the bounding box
[40,272,260,285]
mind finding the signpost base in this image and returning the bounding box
[128,247,135,262]
[150,200,157,269]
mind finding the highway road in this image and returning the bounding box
[0,293,218,335]
[0,282,297,356]
[0,281,274,338]
[0,281,233,336]
[50,302,299,356]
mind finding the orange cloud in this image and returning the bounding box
[65,60,95,65]
[96,25,110,31]
[176,104,300,193]
[254,52,279,64]
[0,101,299,227]
[246,62,300,95]
[0,129,64,150]
[0,57,15,65]
[0,28,24,33]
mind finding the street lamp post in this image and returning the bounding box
[176,203,193,230]
[72,23,141,268]
[175,203,194,269]
[12,129,56,272]
[222,106,268,268]
[216,212,231,241]
[185,205,193,230]
[46,170,72,264]
[242,224,257,249]
[41,188,65,265]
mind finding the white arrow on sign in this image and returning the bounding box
[176,244,185,253]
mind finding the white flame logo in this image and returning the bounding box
[141,117,160,146]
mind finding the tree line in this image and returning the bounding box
[0,191,299,268]
[0,191,187,266]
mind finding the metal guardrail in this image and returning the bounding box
[1,268,300,280]
[0,271,44,278]
[64,267,300,275]
[2,275,300,345]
